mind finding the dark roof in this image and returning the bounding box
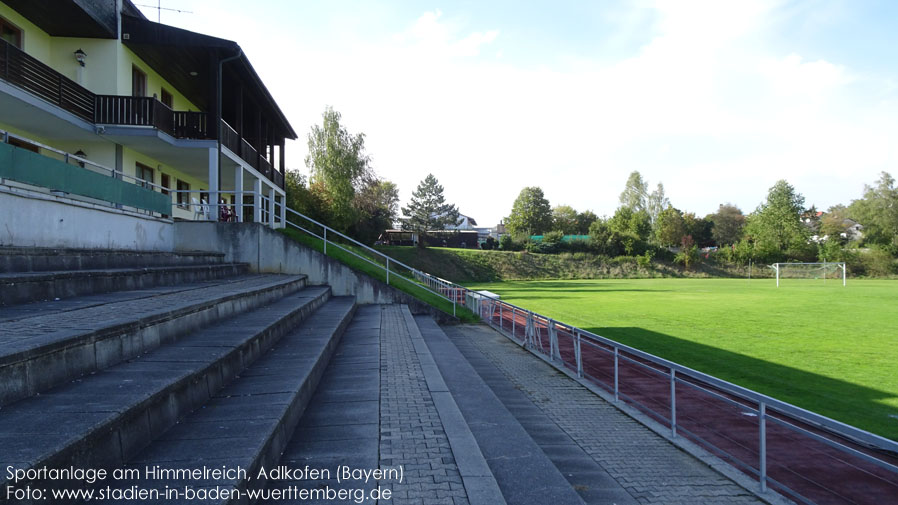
[121,15,297,139]
[3,0,118,38]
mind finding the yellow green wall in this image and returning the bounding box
[0,2,52,61]
[0,3,200,111]
[117,46,199,111]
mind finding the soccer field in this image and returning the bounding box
[466,278,898,440]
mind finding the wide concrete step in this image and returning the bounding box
[0,263,251,306]
[0,286,335,501]
[0,247,226,273]
[260,304,382,504]
[75,297,358,504]
[0,274,308,407]
[416,315,637,505]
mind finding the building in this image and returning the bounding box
[0,0,294,237]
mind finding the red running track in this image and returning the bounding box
[478,301,898,505]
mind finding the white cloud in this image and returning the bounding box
[144,1,898,225]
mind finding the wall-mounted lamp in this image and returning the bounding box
[74,48,87,67]
[74,149,86,168]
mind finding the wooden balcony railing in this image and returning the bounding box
[0,37,93,122]
[95,95,211,139]
[220,119,284,190]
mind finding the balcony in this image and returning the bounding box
[94,95,211,139]
[220,119,283,188]
[0,37,210,139]
[0,37,284,189]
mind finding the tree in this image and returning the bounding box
[349,177,399,244]
[849,172,898,249]
[552,205,579,235]
[506,186,552,238]
[819,204,851,241]
[608,207,651,255]
[709,204,745,246]
[683,212,713,247]
[646,183,669,228]
[401,174,460,247]
[654,206,686,247]
[284,169,326,222]
[305,107,371,232]
[619,171,648,213]
[743,180,808,260]
[575,210,598,235]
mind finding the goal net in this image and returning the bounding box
[770,262,846,287]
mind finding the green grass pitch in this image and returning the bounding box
[466,278,898,440]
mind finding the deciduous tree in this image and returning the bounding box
[506,186,553,237]
[709,204,745,246]
[743,180,809,259]
[849,172,898,249]
[552,205,579,235]
[305,107,370,232]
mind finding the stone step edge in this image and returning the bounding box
[0,275,308,407]
[0,263,250,282]
[402,306,508,505]
[1,287,335,494]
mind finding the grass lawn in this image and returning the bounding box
[467,278,898,440]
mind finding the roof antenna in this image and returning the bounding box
[135,1,193,23]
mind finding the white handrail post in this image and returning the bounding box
[386,257,390,285]
[670,368,677,438]
[512,307,516,338]
[575,331,583,378]
[323,228,327,255]
[614,347,619,401]
[499,303,503,331]
[760,402,767,492]
[548,321,558,361]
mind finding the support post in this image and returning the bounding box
[234,166,243,222]
[386,257,390,285]
[323,228,327,255]
[268,186,275,228]
[252,177,262,223]
[548,321,559,361]
[670,368,677,437]
[775,263,780,287]
[760,402,767,492]
[843,263,846,287]
[614,347,619,401]
[208,147,219,219]
[575,331,583,378]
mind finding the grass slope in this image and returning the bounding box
[467,278,898,440]
[376,245,758,283]
[279,229,476,322]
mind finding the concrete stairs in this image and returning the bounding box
[0,247,250,306]
[0,248,360,504]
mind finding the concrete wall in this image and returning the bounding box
[173,222,455,321]
[0,184,173,251]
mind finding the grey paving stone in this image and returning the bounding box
[446,324,766,505]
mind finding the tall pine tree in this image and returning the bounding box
[401,174,460,247]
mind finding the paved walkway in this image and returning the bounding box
[446,324,766,505]
[379,306,471,505]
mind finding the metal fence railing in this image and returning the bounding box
[466,295,898,505]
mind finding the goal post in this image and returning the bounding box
[771,262,846,287]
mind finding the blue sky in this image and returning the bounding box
[139,0,898,226]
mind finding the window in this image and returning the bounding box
[160,174,170,196]
[132,66,147,97]
[160,88,173,108]
[0,17,22,49]
[176,179,190,208]
[135,163,154,189]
